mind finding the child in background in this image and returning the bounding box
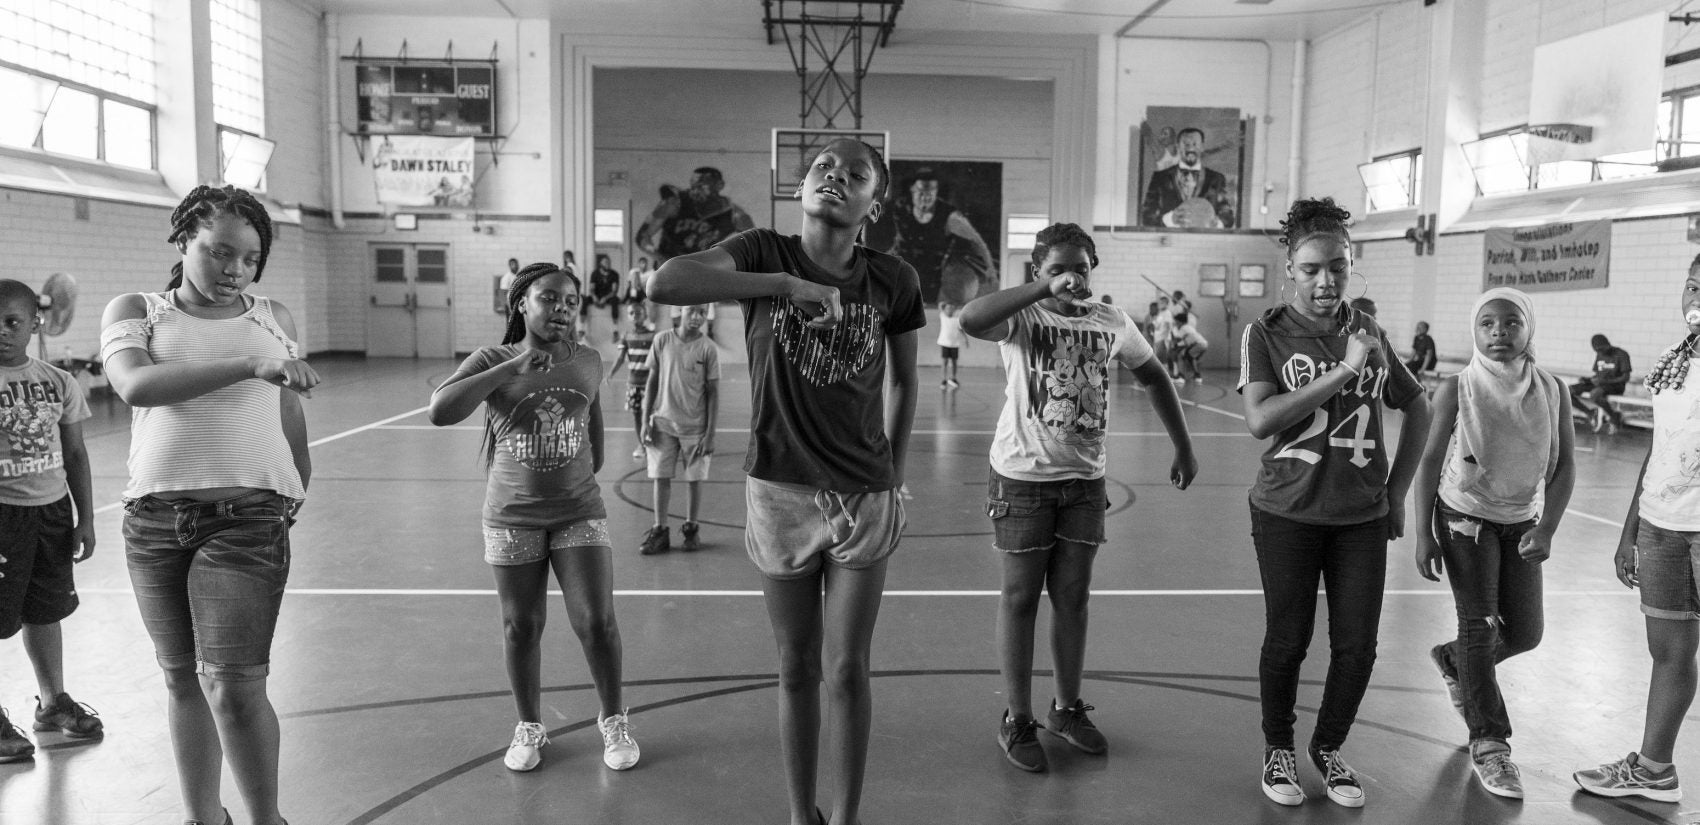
[1413,287,1574,799]
[938,301,966,389]
[0,279,101,763]
[427,263,639,775]
[1151,296,1176,378]
[649,137,921,825]
[1574,255,1700,802]
[611,302,657,462]
[1168,311,1209,384]
[1406,321,1438,376]
[960,224,1197,773]
[638,304,719,555]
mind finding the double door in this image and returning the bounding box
[369,244,452,358]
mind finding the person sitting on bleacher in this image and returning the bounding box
[1405,321,1437,376]
[1570,333,1632,433]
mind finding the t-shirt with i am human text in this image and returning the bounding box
[452,344,607,530]
[720,228,926,492]
[1237,305,1423,525]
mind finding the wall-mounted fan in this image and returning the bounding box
[35,272,77,361]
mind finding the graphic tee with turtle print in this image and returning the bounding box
[453,344,608,529]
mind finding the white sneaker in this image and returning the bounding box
[599,711,640,770]
[504,721,548,772]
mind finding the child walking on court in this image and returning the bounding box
[1413,287,1574,799]
[1573,255,1700,802]
[650,137,922,825]
[0,279,102,763]
[611,302,657,462]
[427,262,639,775]
[1168,310,1209,383]
[638,304,719,555]
[938,301,966,388]
[1239,197,1430,810]
[958,224,1198,773]
[101,185,317,825]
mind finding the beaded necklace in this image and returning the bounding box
[1645,333,1700,394]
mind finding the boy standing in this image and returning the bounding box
[610,302,657,461]
[638,304,719,554]
[0,279,101,762]
[938,302,966,389]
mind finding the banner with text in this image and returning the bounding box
[371,135,475,207]
[1482,220,1611,293]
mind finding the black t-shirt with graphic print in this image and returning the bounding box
[720,228,926,492]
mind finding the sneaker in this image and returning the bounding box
[0,709,34,763]
[503,721,548,772]
[33,693,102,738]
[1044,698,1106,754]
[946,379,960,389]
[1470,740,1523,799]
[680,521,701,551]
[997,711,1046,772]
[598,711,640,770]
[1310,746,1365,808]
[632,446,644,462]
[1591,408,1606,433]
[1574,752,1681,802]
[1261,747,1305,806]
[1429,643,1464,719]
[638,525,670,555]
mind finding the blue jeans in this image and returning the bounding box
[123,491,294,682]
[1250,503,1387,751]
[1432,502,1542,743]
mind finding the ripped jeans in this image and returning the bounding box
[1432,501,1543,743]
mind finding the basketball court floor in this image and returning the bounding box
[0,343,1683,825]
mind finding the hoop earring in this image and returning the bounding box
[1351,270,1369,300]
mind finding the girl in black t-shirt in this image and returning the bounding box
[649,138,921,825]
[1238,198,1430,810]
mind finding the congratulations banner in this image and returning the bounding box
[371,135,475,207]
[1482,220,1611,293]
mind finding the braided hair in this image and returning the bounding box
[1029,222,1099,273]
[1645,254,1700,395]
[166,184,274,288]
[1278,197,1352,256]
[500,262,580,345]
[793,139,892,203]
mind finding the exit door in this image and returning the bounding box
[368,244,452,358]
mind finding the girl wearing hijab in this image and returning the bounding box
[1414,287,1575,800]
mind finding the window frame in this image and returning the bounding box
[0,58,157,170]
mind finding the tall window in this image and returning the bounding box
[0,1,156,168]
[210,0,264,136]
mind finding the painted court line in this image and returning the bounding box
[76,587,1637,597]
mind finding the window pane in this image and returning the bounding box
[593,208,624,230]
[41,85,98,159]
[0,66,56,148]
[1534,161,1593,188]
[103,98,152,168]
[0,0,156,103]
[210,0,264,135]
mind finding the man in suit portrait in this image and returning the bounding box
[1139,127,1237,229]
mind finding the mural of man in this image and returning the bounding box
[636,167,756,264]
[1140,127,1236,229]
[886,168,995,305]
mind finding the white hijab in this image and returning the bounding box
[1447,288,1563,519]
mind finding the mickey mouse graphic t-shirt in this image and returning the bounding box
[720,228,925,492]
[454,344,607,529]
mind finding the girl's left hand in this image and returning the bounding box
[1516,529,1552,564]
[1385,501,1406,539]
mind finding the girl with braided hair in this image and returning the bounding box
[1574,256,1700,802]
[1239,197,1429,809]
[427,263,639,776]
[958,222,1197,773]
[99,184,317,825]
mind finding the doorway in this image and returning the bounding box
[368,244,453,358]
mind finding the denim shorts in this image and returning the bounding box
[0,496,80,638]
[986,469,1108,553]
[645,431,710,481]
[1636,518,1700,620]
[744,477,905,580]
[483,518,610,566]
[123,490,295,682]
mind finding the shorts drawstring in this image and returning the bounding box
[813,489,858,543]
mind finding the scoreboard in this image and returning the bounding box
[347,60,497,137]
